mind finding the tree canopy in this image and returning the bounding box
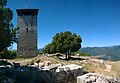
[43,31,82,59]
[0,0,17,52]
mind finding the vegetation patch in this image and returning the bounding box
[0,50,16,59]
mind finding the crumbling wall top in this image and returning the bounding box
[16,9,39,16]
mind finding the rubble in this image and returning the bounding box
[0,60,120,83]
[77,73,120,83]
[0,60,84,83]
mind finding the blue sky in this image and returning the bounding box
[6,0,120,49]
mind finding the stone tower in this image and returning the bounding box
[16,9,39,58]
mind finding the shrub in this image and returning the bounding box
[80,52,92,56]
[38,51,43,55]
[0,50,16,59]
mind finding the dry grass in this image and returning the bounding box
[105,61,120,77]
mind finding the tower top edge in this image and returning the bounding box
[16,9,39,16]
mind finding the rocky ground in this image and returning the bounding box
[77,73,120,83]
[1,55,120,83]
[7,55,120,77]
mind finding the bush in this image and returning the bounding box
[0,50,16,59]
[38,51,43,55]
[80,52,92,56]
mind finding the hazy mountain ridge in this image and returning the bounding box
[80,45,120,61]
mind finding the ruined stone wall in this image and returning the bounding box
[0,61,84,83]
[1,60,120,83]
[0,66,84,83]
[17,15,37,58]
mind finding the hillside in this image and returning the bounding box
[80,45,120,61]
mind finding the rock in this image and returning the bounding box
[96,76,108,83]
[55,64,83,83]
[34,62,38,67]
[77,73,120,83]
[76,53,80,56]
[42,66,50,71]
[56,67,64,72]
[90,75,97,82]
[56,64,83,72]
[44,61,51,66]
[65,67,70,71]
[38,62,44,67]
[55,70,68,83]
[100,59,104,64]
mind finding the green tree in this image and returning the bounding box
[42,44,51,53]
[0,0,17,52]
[43,31,82,59]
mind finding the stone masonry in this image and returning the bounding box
[16,9,39,58]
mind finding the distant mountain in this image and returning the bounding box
[38,48,43,52]
[80,45,120,61]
